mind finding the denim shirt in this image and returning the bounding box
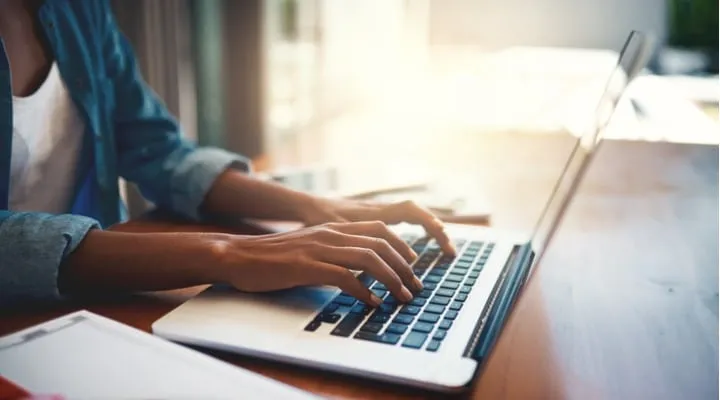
[0,0,250,305]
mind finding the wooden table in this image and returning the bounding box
[1,138,717,399]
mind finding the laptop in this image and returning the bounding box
[152,31,653,392]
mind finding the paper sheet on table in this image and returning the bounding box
[0,311,317,400]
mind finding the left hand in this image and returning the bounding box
[301,198,456,255]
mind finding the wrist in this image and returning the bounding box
[200,233,239,284]
[291,192,328,223]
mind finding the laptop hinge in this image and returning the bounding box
[463,242,535,362]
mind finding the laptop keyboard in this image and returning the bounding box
[304,235,495,352]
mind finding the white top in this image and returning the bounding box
[9,62,85,214]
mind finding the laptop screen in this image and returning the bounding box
[528,31,654,260]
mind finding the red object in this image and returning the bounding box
[0,375,29,400]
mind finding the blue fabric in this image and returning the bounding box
[0,0,251,305]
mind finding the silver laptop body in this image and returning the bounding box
[152,32,652,392]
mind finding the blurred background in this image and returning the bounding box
[109,0,719,217]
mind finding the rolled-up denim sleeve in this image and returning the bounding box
[169,147,252,220]
[0,211,100,306]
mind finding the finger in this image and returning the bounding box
[336,231,423,293]
[303,261,382,306]
[320,246,414,303]
[379,201,456,255]
[304,211,349,227]
[329,220,417,264]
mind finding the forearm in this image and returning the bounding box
[201,169,320,221]
[58,230,227,295]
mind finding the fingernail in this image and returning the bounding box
[412,277,424,292]
[370,294,383,307]
[400,287,413,302]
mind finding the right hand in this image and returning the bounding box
[212,221,424,307]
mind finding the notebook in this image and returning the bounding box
[0,310,317,400]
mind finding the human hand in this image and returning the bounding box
[301,198,456,255]
[215,221,424,306]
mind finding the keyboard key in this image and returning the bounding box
[440,253,455,261]
[361,322,383,334]
[460,285,472,294]
[418,313,440,324]
[414,269,427,278]
[449,301,463,311]
[465,278,477,286]
[449,269,467,277]
[440,281,459,290]
[455,260,471,268]
[304,319,321,332]
[402,332,428,349]
[413,237,428,246]
[470,241,484,248]
[384,295,398,306]
[371,288,387,298]
[335,295,356,306]
[423,282,438,290]
[379,303,397,314]
[355,331,402,345]
[415,261,430,269]
[468,271,480,278]
[416,289,434,298]
[424,275,442,284]
[455,293,468,302]
[434,288,455,298]
[430,295,452,306]
[412,322,434,333]
[425,304,446,314]
[439,319,453,330]
[460,256,475,263]
[323,303,339,313]
[386,323,408,335]
[426,339,441,352]
[320,313,342,323]
[351,303,371,314]
[331,313,365,337]
[373,282,387,291]
[445,310,458,320]
[433,330,447,341]
[453,265,469,272]
[410,297,427,307]
[369,312,391,324]
[357,272,376,287]
[428,269,446,277]
[445,275,463,283]
[400,305,421,315]
[393,314,414,325]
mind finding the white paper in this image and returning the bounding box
[0,311,317,400]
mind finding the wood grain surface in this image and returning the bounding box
[1,138,717,400]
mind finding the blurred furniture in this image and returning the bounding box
[1,138,716,399]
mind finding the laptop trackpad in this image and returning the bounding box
[184,284,337,332]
